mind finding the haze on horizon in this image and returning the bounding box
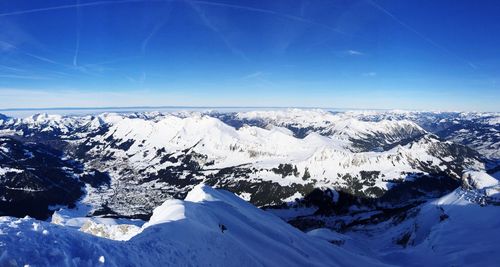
[0,0,499,111]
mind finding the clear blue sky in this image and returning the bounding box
[0,0,499,111]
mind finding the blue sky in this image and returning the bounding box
[0,0,499,111]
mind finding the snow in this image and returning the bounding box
[282,192,303,202]
[266,206,318,220]
[0,185,387,266]
[0,109,499,266]
[487,116,500,125]
[238,192,252,201]
[76,109,478,209]
[2,109,488,203]
[307,228,351,243]
[236,109,426,150]
[237,108,339,128]
[324,186,500,267]
[0,167,23,176]
[463,171,499,189]
[79,220,141,241]
[390,189,500,266]
[51,203,144,241]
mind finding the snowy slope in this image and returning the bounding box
[0,185,389,267]
[378,187,500,266]
[319,171,500,267]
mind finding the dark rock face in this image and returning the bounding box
[0,137,84,219]
[80,170,111,188]
[0,113,9,121]
[280,171,460,233]
[0,136,119,219]
[205,176,315,207]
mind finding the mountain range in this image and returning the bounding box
[0,109,499,266]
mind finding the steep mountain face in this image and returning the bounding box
[0,109,493,220]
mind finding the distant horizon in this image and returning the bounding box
[0,105,498,115]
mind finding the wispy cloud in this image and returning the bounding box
[363,72,377,77]
[467,62,477,69]
[0,88,195,109]
[242,71,266,80]
[241,71,275,87]
[346,50,364,56]
[0,65,26,72]
[0,74,52,80]
[0,41,16,52]
[124,71,147,84]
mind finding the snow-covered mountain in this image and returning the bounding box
[0,109,495,219]
[220,109,426,152]
[351,110,500,162]
[0,108,499,266]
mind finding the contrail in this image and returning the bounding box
[141,2,173,55]
[73,0,82,67]
[141,22,165,55]
[0,40,60,66]
[23,51,62,66]
[0,0,354,65]
[0,65,26,73]
[367,0,477,69]
[185,0,249,61]
[0,0,150,17]
[0,0,351,38]
[192,0,351,37]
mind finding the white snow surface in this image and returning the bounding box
[329,184,500,267]
[0,185,388,267]
[463,170,499,189]
[0,167,23,176]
